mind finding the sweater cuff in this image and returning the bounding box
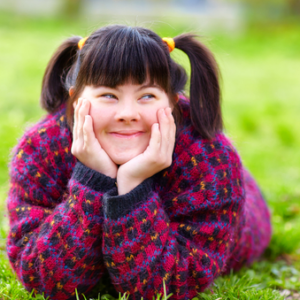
[103,178,153,220]
[71,161,116,192]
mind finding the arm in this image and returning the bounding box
[101,134,245,300]
[6,124,115,300]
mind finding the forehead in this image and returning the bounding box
[87,82,165,93]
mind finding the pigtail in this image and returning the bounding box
[174,34,222,140]
[40,36,81,113]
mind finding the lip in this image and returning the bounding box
[109,131,144,138]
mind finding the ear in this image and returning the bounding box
[175,94,179,103]
[69,86,75,97]
[69,87,78,110]
[170,94,179,111]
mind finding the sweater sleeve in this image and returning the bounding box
[6,124,116,300]
[101,134,245,300]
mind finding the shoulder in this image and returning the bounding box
[9,105,74,177]
[175,98,242,171]
[21,105,71,146]
[159,98,244,202]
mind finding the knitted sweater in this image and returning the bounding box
[6,99,271,300]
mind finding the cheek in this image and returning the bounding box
[145,108,159,125]
[143,102,170,126]
[139,110,157,132]
[143,104,168,126]
[89,106,109,132]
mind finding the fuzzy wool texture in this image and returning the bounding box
[6,98,271,300]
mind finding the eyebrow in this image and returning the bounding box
[136,83,163,92]
[93,83,163,92]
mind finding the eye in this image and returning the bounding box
[102,93,117,99]
[140,94,155,101]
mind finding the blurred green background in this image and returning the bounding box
[0,0,300,297]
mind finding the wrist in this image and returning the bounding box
[84,161,117,179]
[117,174,145,195]
[100,168,117,179]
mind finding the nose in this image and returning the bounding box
[114,101,140,123]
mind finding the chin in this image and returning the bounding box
[112,157,130,165]
[109,151,141,165]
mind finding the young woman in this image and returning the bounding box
[6,25,272,300]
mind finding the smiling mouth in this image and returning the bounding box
[109,131,144,138]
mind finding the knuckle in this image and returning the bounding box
[75,105,81,115]
[79,104,85,114]
[77,149,84,157]
[157,156,166,166]
[149,156,158,165]
[163,116,169,124]
[71,145,78,156]
[161,157,172,168]
[83,122,89,131]
[82,144,90,153]
[78,143,85,152]
[73,143,83,155]
[163,158,169,167]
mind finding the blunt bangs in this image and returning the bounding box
[43,23,220,139]
[78,26,171,92]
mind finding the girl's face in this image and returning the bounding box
[79,82,172,165]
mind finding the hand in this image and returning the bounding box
[71,98,118,178]
[117,107,176,195]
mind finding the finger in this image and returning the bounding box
[166,107,176,153]
[78,98,90,143]
[158,108,171,155]
[73,98,82,141]
[77,98,84,140]
[73,99,78,110]
[148,123,161,153]
[83,115,97,150]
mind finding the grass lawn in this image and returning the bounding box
[0,12,300,299]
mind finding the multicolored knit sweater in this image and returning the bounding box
[6,99,271,300]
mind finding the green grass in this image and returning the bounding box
[0,11,300,299]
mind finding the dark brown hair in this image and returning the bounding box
[41,25,222,139]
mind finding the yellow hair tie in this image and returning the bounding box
[78,37,88,50]
[162,37,175,53]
